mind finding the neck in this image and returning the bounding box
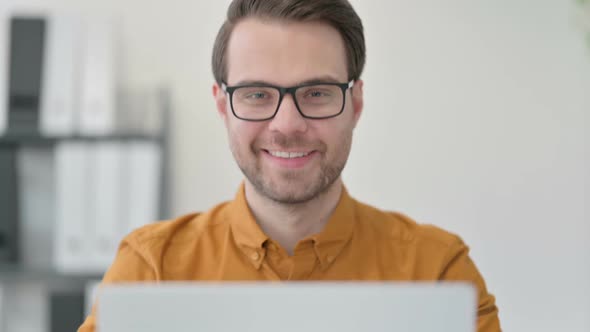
[244,179,343,256]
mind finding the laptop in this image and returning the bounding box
[97,282,476,332]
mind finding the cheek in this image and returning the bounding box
[228,121,265,151]
[311,120,354,152]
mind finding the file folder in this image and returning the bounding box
[0,147,19,263]
[78,18,117,135]
[125,141,162,232]
[16,147,55,269]
[40,15,81,136]
[118,88,164,135]
[2,283,47,332]
[90,142,125,269]
[54,141,91,273]
[84,280,101,316]
[0,284,3,328]
[50,289,84,332]
[7,17,46,134]
[0,12,9,135]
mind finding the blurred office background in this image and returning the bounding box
[0,0,588,331]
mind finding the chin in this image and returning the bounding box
[238,153,346,204]
[266,189,320,205]
[257,173,337,205]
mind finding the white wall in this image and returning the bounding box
[348,1,590,331]
[2,0,589,331]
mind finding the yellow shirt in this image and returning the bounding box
[79,184,501,331]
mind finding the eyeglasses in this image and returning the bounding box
[221,80,355,121]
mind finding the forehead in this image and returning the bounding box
[226,18,348,85]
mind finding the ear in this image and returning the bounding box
[212,82,228,121]
[351,79,364,128]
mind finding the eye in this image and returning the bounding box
[235,87,276,101]
[246,91,267,99]
[308,90,327,97]
[299,86,335,99]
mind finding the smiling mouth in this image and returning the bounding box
[260,149,318,169]
[265,150,313,159]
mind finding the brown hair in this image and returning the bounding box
[212,0,366,84]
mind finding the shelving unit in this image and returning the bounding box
[0,88,172,331]
[0,133,164,145]
[0,264,100,286]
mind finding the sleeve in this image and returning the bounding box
[439,238,502,332]
[77,237,158,332]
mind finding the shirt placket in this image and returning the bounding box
[288,241,319,280]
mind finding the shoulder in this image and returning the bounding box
[354,199,463,249]
[122,200,232,256]
[353,198,475,278]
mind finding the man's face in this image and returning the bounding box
[213,18,363,204]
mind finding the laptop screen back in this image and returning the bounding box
[97,282,476,332]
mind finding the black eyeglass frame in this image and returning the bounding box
[221,80,355,121]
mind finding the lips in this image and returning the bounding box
[261,149,317,169]
[266,150,312,159]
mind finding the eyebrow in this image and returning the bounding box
[233,75,345,87]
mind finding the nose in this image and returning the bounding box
[267,93,308,135]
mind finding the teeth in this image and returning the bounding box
[269,151,311,159]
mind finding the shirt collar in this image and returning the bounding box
[227,182,357,270]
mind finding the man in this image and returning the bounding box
[79,0,501,331]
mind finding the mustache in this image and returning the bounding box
[254,133,325,151]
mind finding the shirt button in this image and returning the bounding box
[250,251,260,261]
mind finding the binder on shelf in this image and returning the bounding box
[124,141,162,232]
[90,142,125,269]
[0,284,4,329]
[16,147,55,269]
[78,18,117,135]
[7,17,46,135]
[84,280,101,316]
[54,141,91,274]
[54,141,163,274]
[40,15,82,136]
[0,12,9,135]
[118,88,164,136]
[49,289,85,332]
[2,283,47,332]
[0,148,19,263]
